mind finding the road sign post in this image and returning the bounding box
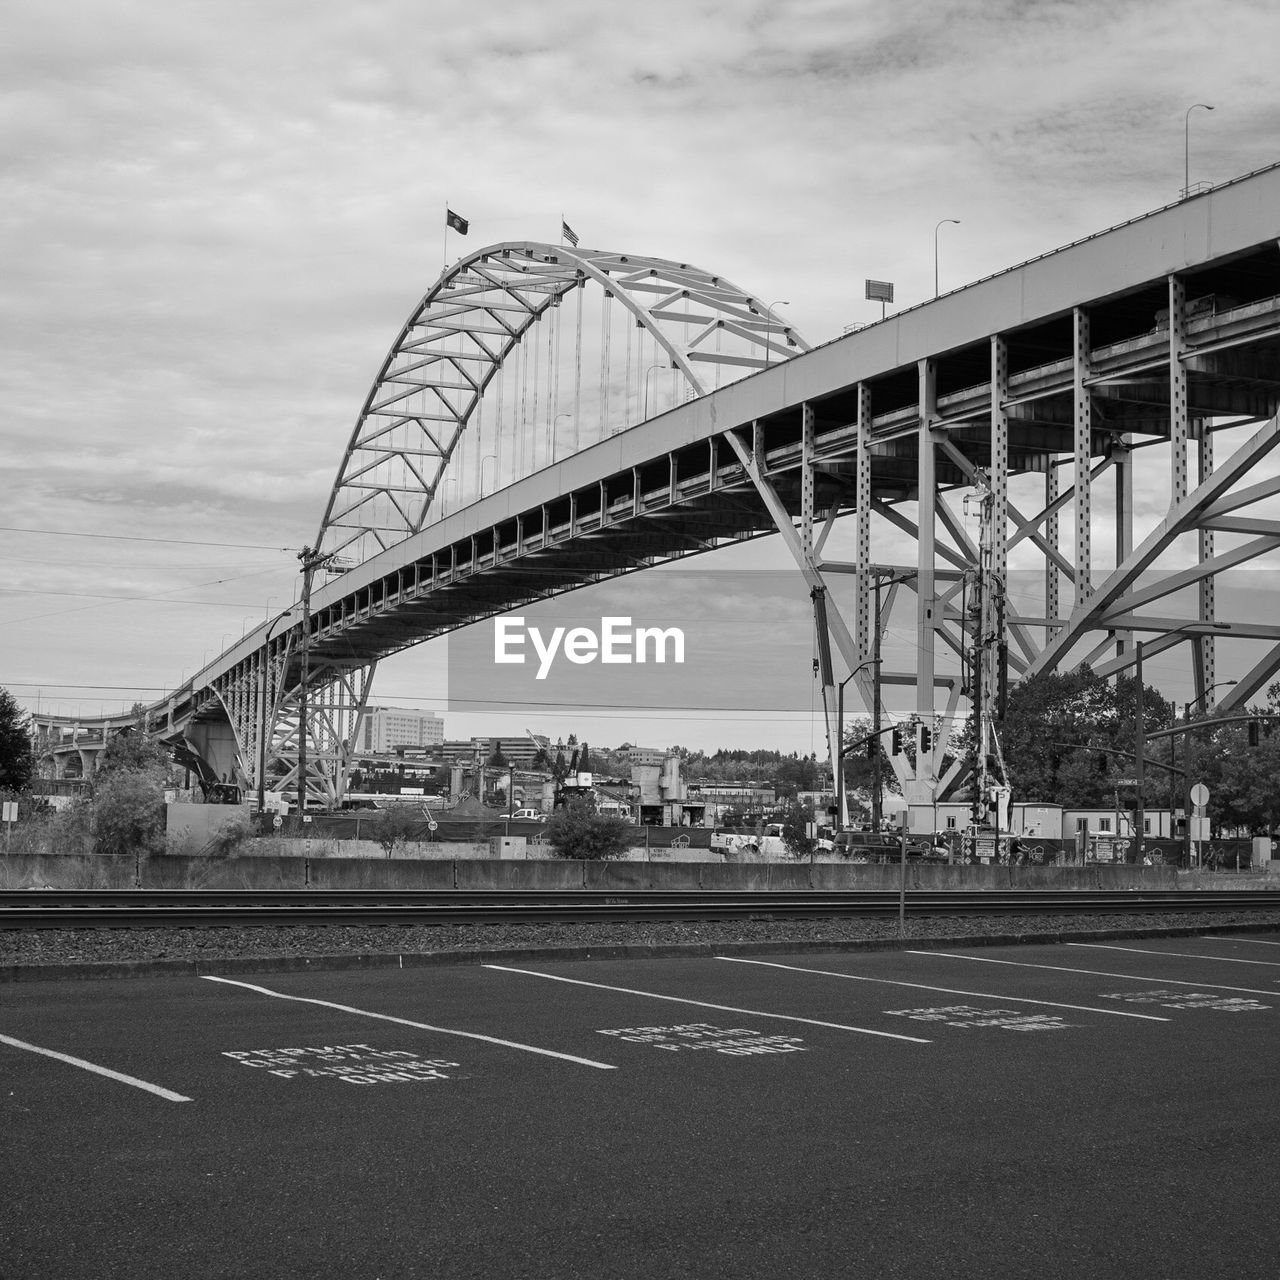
[1189,783,1210,867]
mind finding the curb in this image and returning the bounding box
[1,918,1274,983]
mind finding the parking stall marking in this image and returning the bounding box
[884,1006,1074,1032]
[202,976,617,1070]
[909,951,1280,998]
[223,1045,462,1085]
[482,964,932,1043]
[1097,990,1270,1012]
[716,956,1170,1021]
[597,1024,807,1055]
[1068,942,1280,968]
[1203,936,1280,948]
[0,1032,192,1103]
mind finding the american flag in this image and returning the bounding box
[561,220,579,247]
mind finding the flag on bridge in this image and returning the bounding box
[561,219,579,247]
[446,208,469,235]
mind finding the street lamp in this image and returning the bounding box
[1184,679,1237,719]
[764,300,790,366]
[550,412,571,463]
[934,220,960,297]
[643,363,670,419]
[1183,103,1214,198]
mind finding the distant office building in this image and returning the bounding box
[442,735,549,768]
[361,706,444,753]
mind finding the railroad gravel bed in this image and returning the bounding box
[4,907,1280,974]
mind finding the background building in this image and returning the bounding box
[360,706,444,753]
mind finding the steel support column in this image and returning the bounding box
[915,359,938,797]
[855,382,872,660]
[1114,436,1133,663]
[1073,307,1093,604]
[1046,465,1060,642]
[1197,423,1216,701]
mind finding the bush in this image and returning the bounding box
[779,805,816,859]
[543,798,634,861]
[92,769,166,859]
[49,800,93,857]
[204,809,256,860]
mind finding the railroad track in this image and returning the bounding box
[3,888,1279,930]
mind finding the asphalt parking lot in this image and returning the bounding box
[4,933,1280,1279]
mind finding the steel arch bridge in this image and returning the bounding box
[33,164,1280,815]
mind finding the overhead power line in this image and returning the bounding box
[0,526,294,552]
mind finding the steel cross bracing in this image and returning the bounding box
[42,162,1280,809]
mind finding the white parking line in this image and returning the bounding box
[0,1032,192,1102]
[1203,936,1280,948]
[483,965,932,1043]
[1068,942,1280,967]
[202,977,617,1070]
[907,952,1280,998]
[714,956,1170,1021]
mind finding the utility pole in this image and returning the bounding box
[1134,640,1145,863]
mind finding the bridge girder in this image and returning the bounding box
[53,164,1280,814]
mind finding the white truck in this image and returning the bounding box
[711,822,829,856]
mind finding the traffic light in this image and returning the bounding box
[890,727,903,755]
[1096,753,1108,776]
[919,725,933,753]
[865,739,876,760]
[1248,720,1260,747]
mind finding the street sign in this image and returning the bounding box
[1115,778,1138,786]
[2,802,17,823]
[1190,783,1210,809]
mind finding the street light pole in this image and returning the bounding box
[1184,103,1214,197]
[551,413,571,462]
[934,220,960,297]
[643,363,669,419]
[763,300,789,366]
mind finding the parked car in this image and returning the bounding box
[510,808,547,822]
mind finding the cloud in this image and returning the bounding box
[5,0,1280,746]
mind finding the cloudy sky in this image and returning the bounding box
[4,0,1279,753]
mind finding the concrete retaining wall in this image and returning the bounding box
[1,852,1180,892]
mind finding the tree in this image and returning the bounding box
[96,729,171,782]
[488,744,510,769]
[965,664,1172,807]
[372,804,423,857]
[543,797,633,860]
[0,687,35,791]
